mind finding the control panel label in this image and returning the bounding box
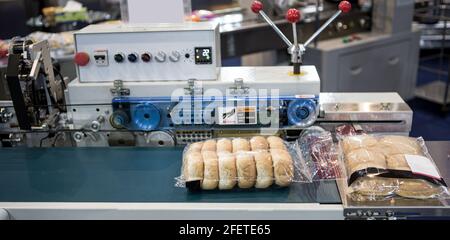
[218,106,257,125]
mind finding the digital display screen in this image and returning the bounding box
[195,47,213,64]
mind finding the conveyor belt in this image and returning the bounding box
[0,147,341,204]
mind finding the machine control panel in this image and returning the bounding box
[74,23,221,82]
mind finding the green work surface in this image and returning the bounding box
[0,147,341,204]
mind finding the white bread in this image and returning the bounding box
[254,151,274,188]
[342,135,378,154]
[184,151,204,182]
[187,142,203,153]
[232,138,250,153]
[270,149,294,187]
[201,151,219,190]
[267,136,287,150]
[345,148,386,175]
[236,153,257,188]
[201,139,216,152]
[376,136,423,156]
[250,136,269,151]
[352,177,398,197]
[218,153,237,190]
[217,138,232,153]
[397,179,443,199]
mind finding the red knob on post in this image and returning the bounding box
[339,1,352,13]
[251,1,263,13]
[74,52,90,66]
[286,8,301,23]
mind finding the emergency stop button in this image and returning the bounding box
[74,52,90,66]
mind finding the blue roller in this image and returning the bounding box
[132,103,161,131]
[287,99,317,127]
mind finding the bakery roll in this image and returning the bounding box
[377,135,423,156]
[250,136,269,151]
[183,151,204,182]
[232,138,250,153]
[218,153,237,190]
[342,135,378,154]
[201,151,219,190]
[254,151,274,189]
[201,139,216,152]
[187,142,203,153]
[236,153,257,188]
[345,148,386,175]
[217,138,232,153]
[267,136,287,150]
[386,154,411,171]
[270,149,294,187]
[397,179,443,199]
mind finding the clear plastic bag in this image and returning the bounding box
[175,136,313,191]
[337,131,449,201]
[296,127,344,181]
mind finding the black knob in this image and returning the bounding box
[141,52,152,62]
[128,53,138,62]
[114,53,125,63]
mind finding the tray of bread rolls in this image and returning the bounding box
[176,136,312,191]
[338,134,449,201]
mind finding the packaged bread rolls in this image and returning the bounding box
[236,153,256,188]
[254,151,274,188]
[250,136,269,151]
[377,136,423,156]
[232,138,250,153]
[397,179,444,199]
[218,153,237,190]
[267,136,287,150]
[342,135,378,154]
[271,149,294,187]
[177,136,312,191]
[217,138,232,153]
[201,151,219,190]
[386,154,411,171]
[345,148,386,174]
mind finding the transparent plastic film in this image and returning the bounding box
[337,132,449,201]
[175,136,312,191]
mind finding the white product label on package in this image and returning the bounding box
[405,155,441,179]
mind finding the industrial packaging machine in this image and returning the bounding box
[0,1,448,220]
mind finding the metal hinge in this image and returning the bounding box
[229,78,249,95]
[184,79,203,96]
[110,80,130,96]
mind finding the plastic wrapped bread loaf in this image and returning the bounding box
[345,148,386,174]
[236,153,256,188]
[201,139,216,152]
[386,154,411,171]
[342,135,378,154]
[376,136,423,156]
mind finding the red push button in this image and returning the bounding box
[286,8,301,23]
[339,1,352,13]
[74,52,90,66]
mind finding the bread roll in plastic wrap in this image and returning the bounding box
[183,151,204,182]
[342,135,378,154]
[250,136,269,151]
[236,153,256,188]
[386,154,411,171]
[201,139,216,152]
[377,136,422,156]
[232,138,250,153]
[345,148,386,174]
[201,151,219,190]
[270,149,294,187]
[397,179,444,199]
[218,153,237,190]
[254,151,274,188]
[267,136,287,150]
[217,138,232,153]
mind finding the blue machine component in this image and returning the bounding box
[111,95,319,131]
[132,103,161,131]
[287,99,318,128]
